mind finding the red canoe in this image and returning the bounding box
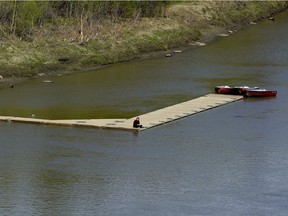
[244,89,277,97]
[215,86,239,95]
[215,85,254,95]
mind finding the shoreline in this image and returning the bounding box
[0,24,226,89]
[0,2,287,89]
[0,24,263,89]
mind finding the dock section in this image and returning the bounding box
[108,93,242,131]
[0,94,242,131]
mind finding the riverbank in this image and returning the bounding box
[0,1,287,89]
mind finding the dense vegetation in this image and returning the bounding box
[0,1,287,84]
[0,1,171,39]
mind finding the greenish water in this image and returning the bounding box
[1,11,288,216]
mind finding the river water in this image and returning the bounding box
[1,11,288,216]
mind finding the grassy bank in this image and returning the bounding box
[0,1,287,87]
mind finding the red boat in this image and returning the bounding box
[215,85,263,95]
[215,86,239,95]
[235,86,260,95]
[244,89,277,97]
[215,85,254,95]
[232,86,251,95]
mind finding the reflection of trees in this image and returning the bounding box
[31,142,112,215]
[0,142,81,215]
[0,169,17,212]
[0,119,136,216]
[32,169,79,215]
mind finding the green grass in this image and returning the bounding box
[209,1,288,27]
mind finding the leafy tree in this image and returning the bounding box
[16,1,43,36]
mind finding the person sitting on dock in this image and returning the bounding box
[133,117,143,128]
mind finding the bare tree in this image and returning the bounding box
[10,0,17,35]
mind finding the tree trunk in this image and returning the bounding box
[10,0,17,35]
[80,8,84,43]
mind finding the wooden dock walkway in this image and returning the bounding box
[0,94,242,131]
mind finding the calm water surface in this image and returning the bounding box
[1,11,288,216]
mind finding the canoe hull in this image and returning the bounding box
[215,86,241,95]
[215,85,277,97]
[245,90,277,97]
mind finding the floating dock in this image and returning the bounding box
[0,94,242,131]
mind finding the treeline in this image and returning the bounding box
[0,1,171,38]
